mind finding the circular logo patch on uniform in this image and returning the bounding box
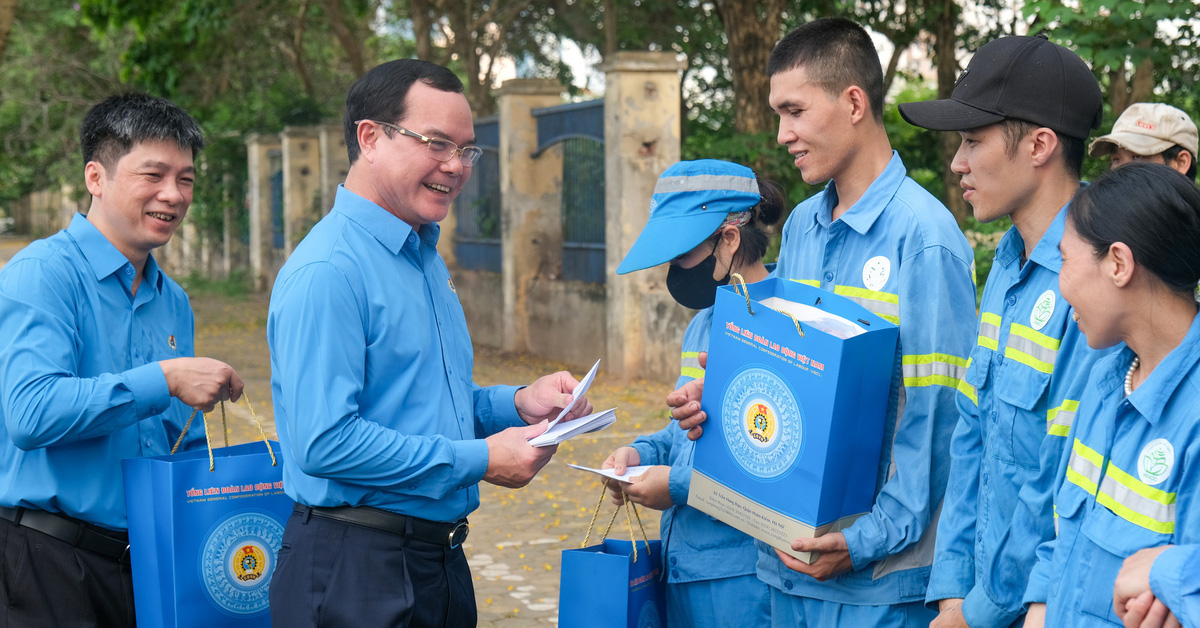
[200,512,284,616]
[1031,290,1056,330]
[862,256,891,291]
[1138,439,1175,486]
[637,599,662,628]
[721,367,802,479]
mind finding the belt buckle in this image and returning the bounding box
[447,521,469,548]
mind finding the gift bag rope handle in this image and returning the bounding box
[580,484,653,563]
[731,272,805,338]
[169,392,277,471]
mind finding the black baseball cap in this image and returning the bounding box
[899,35,1102,140]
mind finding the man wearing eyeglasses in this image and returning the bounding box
[266,59,593,627]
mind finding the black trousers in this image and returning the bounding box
[268,507,477,628]
[0,516,135,628]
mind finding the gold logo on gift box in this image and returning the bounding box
[746,402,775,444]
[234,544,267,581]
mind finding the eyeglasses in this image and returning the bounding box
[356,120,483,167]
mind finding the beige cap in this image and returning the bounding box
[1090,103,1199,159]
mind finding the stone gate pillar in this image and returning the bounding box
[246,133,282,291]
[601,52,687,378]
[281,126,321,255]
[496,79,564,353]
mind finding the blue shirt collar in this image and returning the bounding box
[994,199,1072,274]
[1129,311,1200,425]
[806,151,905,235]
[67,213,164,292]
[331,185,443,255]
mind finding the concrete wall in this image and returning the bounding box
[526,278,607,368]
[454,269,504,349]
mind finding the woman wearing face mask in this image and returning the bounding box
[601,159,784,627]
[1022,163,1200,627]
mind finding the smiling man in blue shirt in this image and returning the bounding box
[899,35,1111,627]
[672,18,977,626]
[0,93,245,627]
[266,59,592,628]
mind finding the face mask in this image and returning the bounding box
[666,241,731,310]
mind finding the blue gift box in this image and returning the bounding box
[688,278,899,563]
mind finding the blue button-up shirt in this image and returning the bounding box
[1029,312,1200,625]
[929,205,1111,626]
[757,152,977,606]
[630,307,761,584]
[1151,544,1200,628]
[268,186,523,523]
[0,213,197,529]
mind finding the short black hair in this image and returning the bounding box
[731,177,785,268]
[1070,162,1200,296]
[79,93,205,170]
[344,59,465,164]
[999,119,1086,181]
[767,18,884,123]
[1161,145,1198,180]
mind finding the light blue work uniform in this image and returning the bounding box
[761,152,977,625]
[928,205,1110,626]
[1151,544,1200,628]
[0,213,201,529]
[1028,312,1200,626]
[268,186,523,522]
[630,307,770,627]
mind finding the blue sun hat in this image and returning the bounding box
[616,159,761,275]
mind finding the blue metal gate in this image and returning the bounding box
[532,100,605,283]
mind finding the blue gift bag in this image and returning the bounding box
[559,538,665,628]
[689,277,899,563]
[123,437,291,627]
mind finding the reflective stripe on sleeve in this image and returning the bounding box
[680,351,703,380]
[957,357,978,405]
[832,285,899,324]
[1046,399,1078,437]
[1004,324,1061,374]
[902,353,969,392]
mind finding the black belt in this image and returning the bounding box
[0,506,129,563]
[298,505,469,548]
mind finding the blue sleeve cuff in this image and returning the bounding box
[963,585,1021,628]
[631,442,659,466]
[841,512,886,570]
[1024,560,1053,606]
[475,384,524,435]
[451,438,490,489]
[134,362,172,418]
[667,463,690,506]
[925,558,974,607]
[1150,546,1197,628]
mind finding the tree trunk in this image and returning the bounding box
[602,0,616,57]
[0,0,17,66]
[409,0,433,61]
[716,0,782,137]
[932,0,969,226]
[321,0,367,77]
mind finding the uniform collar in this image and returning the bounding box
[994,199,1072,274]
[332,185,441,254]
[807,151,905,235]
[67,213,163,292]
[1128,311,1200,425]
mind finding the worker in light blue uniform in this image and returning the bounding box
[700,18,976,627]
[267,59,592,628]
[899,34,1111,626]
[603,159,783,626]
[1024,164,1200,626]
[1143,545,1200,628]
[1114,544,1200,628]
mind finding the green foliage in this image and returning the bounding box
[177,268,253,298]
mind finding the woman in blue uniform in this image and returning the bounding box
[602,159,783,627]
[1025,163,1200,627]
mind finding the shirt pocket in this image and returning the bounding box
[1075,499,1173,623]
[993,362,1051,469]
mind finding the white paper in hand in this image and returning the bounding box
[546,358,600,429]
[567,463,652,483]
[528,408,616,447]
